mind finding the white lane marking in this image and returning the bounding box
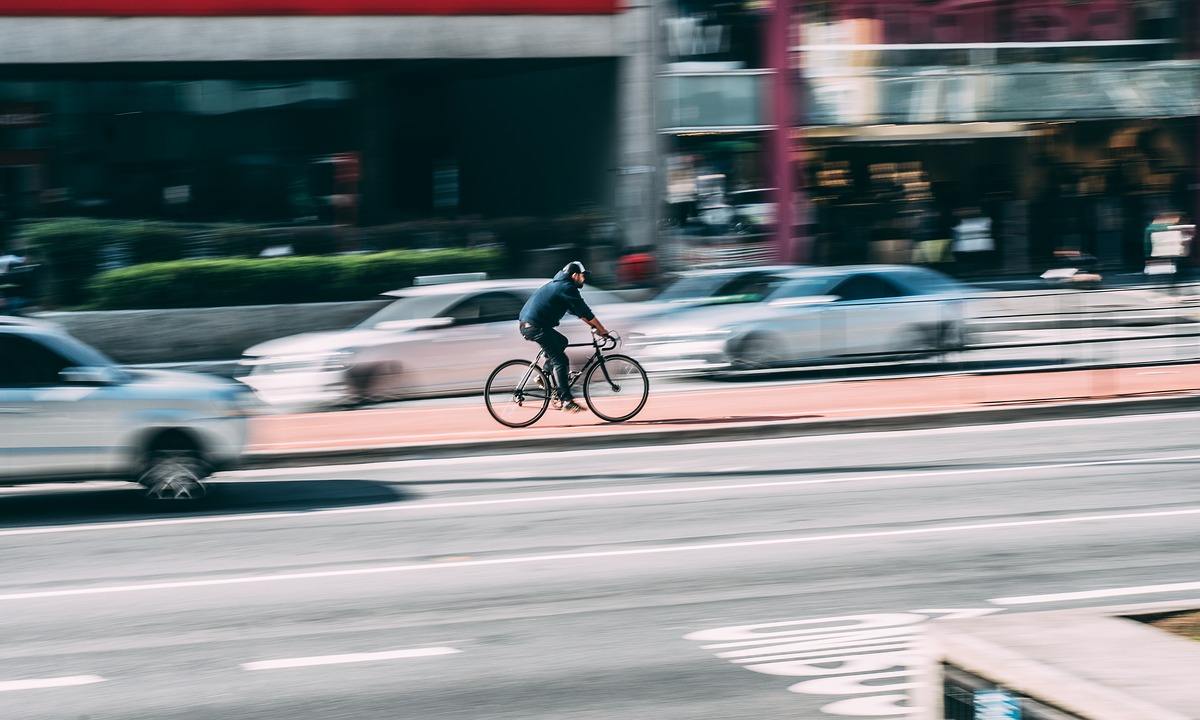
[242,646,460,671]
[1,506,1198,603]
[5,451,1200,539]
[0,675,105,692]
[991,580,1200,606]
[236,409,1200,478]
[686,610,999,717]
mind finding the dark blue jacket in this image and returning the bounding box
[519,271,594,328]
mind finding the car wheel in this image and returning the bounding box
[139,448,209,502]
[347,364,391,406]
[732,334,785,371]
[938,321,968,354]
[894,325,937,362]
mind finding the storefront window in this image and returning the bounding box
[660,71,771,132]
[801,0,1196,66]
[0,78,359,224]
[664,0,766,70]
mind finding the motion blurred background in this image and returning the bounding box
[0,0,1195,314]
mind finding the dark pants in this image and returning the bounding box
[520,323,573,402]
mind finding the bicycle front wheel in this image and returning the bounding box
[583,353,649,423]
[485,359,550,428]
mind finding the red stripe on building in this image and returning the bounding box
[0,0,621,15]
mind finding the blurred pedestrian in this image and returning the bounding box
[0,251,27,316]
[1144,210,1190,294]
[951,207,994,277]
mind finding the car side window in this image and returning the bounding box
[0,334,73,388]
[831,275,906,302]
[445,293,523,325]
[715,273,779,303]
[444,297,483,324]
[476,293,524,324]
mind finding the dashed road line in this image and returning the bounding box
[1,506,1198,603]
[0,675,106,692]
[242,646,461,671]
[992,580,1200,606]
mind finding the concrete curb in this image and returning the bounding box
[242,392,1200,469]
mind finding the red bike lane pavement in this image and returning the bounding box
[246,363,1200,458]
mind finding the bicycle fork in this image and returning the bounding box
[595,355,621,393]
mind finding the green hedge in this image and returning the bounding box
[17,213,607,307]
[87,249,503,310]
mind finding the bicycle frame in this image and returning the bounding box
[515,335,621,399]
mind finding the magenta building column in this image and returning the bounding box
[766,0,799,263]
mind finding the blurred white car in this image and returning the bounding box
[629,265,975,372]
[0,317,250,501]
[240,278,627,409]
[729,189,775,235]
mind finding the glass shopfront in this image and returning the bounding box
[0,59,618,229]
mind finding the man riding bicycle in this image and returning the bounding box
[519,261,611,413]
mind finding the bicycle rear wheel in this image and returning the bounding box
[485,359,551,428]
[583,353,649,423]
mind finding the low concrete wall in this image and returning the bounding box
[37,300,388,364]
[917,601,1200,720]
[36,289,654,364]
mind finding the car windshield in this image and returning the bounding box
[767,276,837,300]
[655,274,734,302]
[357,295,459,329]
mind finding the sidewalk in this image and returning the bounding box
[247,363,1200,463]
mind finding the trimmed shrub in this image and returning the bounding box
[87,248,503,310]
[17,219,190,306]
[19,212,607,307]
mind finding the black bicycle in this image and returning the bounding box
[485,332,650,428]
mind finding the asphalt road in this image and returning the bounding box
[3,412,1200,719]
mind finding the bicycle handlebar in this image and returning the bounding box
[593,329,620,351]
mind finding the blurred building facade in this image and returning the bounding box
[1,0,1196,280]
[659,0,1200,275]
[799,0,1200,274]
[0,0,658,260]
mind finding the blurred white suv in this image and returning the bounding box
[0,317,250,501]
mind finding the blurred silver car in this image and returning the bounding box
[646,266,799,308]
[0,317,250,500]
[240,279,628,409]
[629,266,974,373]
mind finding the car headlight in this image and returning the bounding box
[246,351,352,375]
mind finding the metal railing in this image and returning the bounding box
[633,279,1200,400]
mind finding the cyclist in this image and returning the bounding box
[518,261,612,413]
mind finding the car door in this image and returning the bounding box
[430,291,526,393]
[0,333,37,478]
[0,333,108,478]
[825,274,911,357]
